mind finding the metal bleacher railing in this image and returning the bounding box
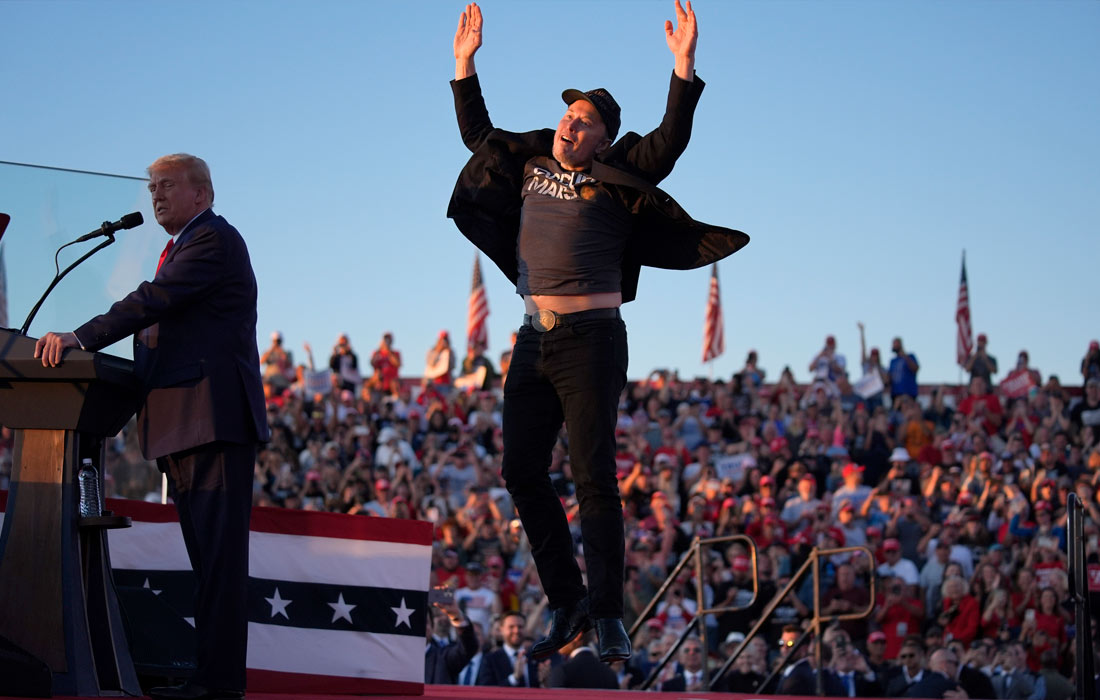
[631,536,875,695]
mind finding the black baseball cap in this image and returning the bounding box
[561,87,621,141]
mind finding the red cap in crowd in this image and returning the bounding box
[866,526,882,538]
[839,501,855,514]
[770,437,788,453]
[732,556,751,572]
[825,528,846,546]
[760,497,776,508]
[1035,501,1053,513]
[883,538,901,552]
[869,631,887,644]
[760,475,775,487]
[842,463,865,479]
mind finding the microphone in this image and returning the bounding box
[75,211,144,242]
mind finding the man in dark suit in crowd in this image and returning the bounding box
[657,635,718,692]
[548,630,618,689]
[991,642,1045,700]
[904,648,968,699]
[826,626,884,697]
[35,153,268,700]
[425,595,479,684]
[776,629,847,697]
[476,611,547,687]
[884,639,930,697]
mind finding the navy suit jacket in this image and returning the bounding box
[425,623,479,685]
[778,658,848,697]
[548,648,618,690]
[476,646,561,687]
[75,208,269,458]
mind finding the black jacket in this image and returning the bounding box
[778,658,848,696]
[448,72,749,304]
[424,623,479,685]
[548,647,618,690]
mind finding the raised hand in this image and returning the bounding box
[664,0,698,80]
[454,3,483,79]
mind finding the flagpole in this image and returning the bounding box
[957,249,966,391]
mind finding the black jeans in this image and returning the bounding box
[502,316,628,619]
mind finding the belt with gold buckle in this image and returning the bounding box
[522,307,621,333]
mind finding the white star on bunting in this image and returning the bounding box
[265,587,292,620]
[142,577,162,596]
[328,592,357,624]
[391,597,414,629]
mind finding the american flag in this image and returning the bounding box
[702,263,724,363]
[466,255,489,354]
[956,252,973,368]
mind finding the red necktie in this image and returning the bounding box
[156,239,174,275]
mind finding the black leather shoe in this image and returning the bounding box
[148,682,244,700]
[530,598,591,659]
[595,618,632,662]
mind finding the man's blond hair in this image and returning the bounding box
[148,153,214,207]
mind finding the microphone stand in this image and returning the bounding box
[20,235,117,336]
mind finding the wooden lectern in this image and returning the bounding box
[0,329,142,696]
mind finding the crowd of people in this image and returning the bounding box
[7,328,1098,695]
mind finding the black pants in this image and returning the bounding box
[501,317,628,619]
[159,441,255,691]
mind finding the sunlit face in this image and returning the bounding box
[501,614,524,648]
[148,165,207,236]
[552,100,609,171]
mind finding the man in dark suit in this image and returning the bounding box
[826,626,885,697]
[425,596,479,685]
[35,153,268,700]
[904,648,966,699]
[657,635,720,692]
[991,643,1045,700]
[548,630,618,689]
[476,611,544,687]
[883,640,930,697]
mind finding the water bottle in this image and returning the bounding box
[78,458,101,518]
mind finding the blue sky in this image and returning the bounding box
[2,0,1097,385]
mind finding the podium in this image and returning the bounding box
[0,329,142,696]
